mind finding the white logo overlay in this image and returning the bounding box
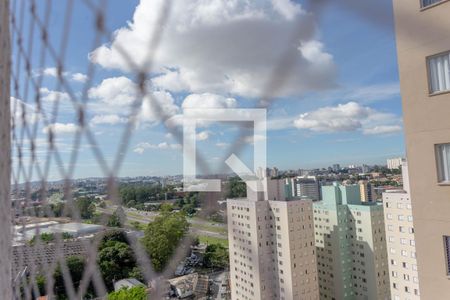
[183,108,267,192]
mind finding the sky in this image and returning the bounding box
[11,0,405,181]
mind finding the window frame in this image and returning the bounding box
[420,0,449,10]
[443,236,450,275]
[435,143,450,184]
[426,50,450,96]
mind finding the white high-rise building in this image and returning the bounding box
[387,157,405,170]
[227,179,319,300]
[383,162,420,299]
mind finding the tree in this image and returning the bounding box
[75,197,95,219]
[107,211,122,228]
[99,230,129,250]
[98,241,138,290]
[108,286,147,300]
[142,211,189,272]
[227,177,246,198]
[204,243,229,269]
[54,256,86,298]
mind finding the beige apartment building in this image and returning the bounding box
[227,179,319,300]
[383,162,420,299]
[393,0,450,298]
[313,183,390,300]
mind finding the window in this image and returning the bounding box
[428,51,450,94]
[436,143,450,183]
[421,0,444,8]
[444,236,450,275]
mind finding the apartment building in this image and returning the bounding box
[383,162,420,299]
[359,180,374,203]
[313,183,390,300]
[284,176,320,201]
[387,158,405,170]
[393,0,450,297]
[227,179,319,300]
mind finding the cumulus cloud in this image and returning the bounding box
[88,76,179,124]
[43,123,78,135]
[39,67,88,83]
[293,102,401,135]
[39,87,71,103]
[133,142,181,154]
[71,73,88,83]
[182,93,237,110]
[90,0,336,97]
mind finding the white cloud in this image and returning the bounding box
[39,87,71,103]
[90,114,127,125]
[196,130,210,141]
[293,102,401,135]
[40,67,88,83]
[88,76,179,124]
[182,93,237,110]
[363,125,402,135]
[90,0,336,97]
[42,67,59,77]
[43,123,78,135]
[72,73,88,83]
[133,142,181,154]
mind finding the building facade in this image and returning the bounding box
[393,0,450,297]
[284,176,320,201]
[383,163,420,299]
[313,183,390,300]
[387,158,405,170]
[227,180,319,300]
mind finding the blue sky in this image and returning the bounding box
[11,0,405,181]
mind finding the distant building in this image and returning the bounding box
[359,180,374,203]
[313,183,390,299]
[227,179,319,300]
[383,162,420,299]
[284,176,320,201]
[387,158,405,170]
[332,164,340,172]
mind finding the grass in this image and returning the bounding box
[198,235,229,247]
[190,222,228,234]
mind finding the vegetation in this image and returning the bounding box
[204,243,229,269]
[198,235,229,247]
[75,197,96,219]
[119,183,173,205]
[98,230,142,291]
[107,207,124,228]
[108,286,147,300]
[53,256,86,298]
[227,177,246,198]
[142,211,190,272]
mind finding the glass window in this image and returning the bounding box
[444,236,450,275]
[421,0,444,8]
[436,143,450,182]
[428,51,450,93]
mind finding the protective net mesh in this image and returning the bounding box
[0,0,394,299]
